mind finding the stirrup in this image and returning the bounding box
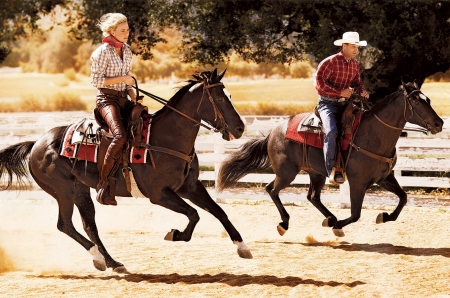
[329,167,346,185]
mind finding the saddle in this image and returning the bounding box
[297,101,361,183]
[72,103,148,194]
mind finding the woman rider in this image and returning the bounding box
[90,13,142,206]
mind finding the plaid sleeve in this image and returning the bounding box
[90,47,108,88]
[315,59,342,98]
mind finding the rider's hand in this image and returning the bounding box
[360,90,370,98]
[340,88,353,98]
[122,74,134,85]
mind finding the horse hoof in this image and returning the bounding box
[237,249,253,259]
[277,224,286,236]
[322,218,330,227]
[93,260,107,271]
[376,213,386,224]
[332,228,345,237]
[113,266,131,274]
[164,229,176,241]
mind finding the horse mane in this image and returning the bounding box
[152,71,214,119]
[369,89,404,114]
[369,82,420,114]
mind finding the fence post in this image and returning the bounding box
[338,181,350,208]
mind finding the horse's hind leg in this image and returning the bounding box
[33,177,108,271]
[176,179,252,259]
[73,180,128,273]
[265,172,297,236]
[376,172,407,224]
[307,173,338,227]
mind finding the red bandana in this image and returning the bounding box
[102,35,124,48]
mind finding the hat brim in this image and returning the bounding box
[334,39,367,46]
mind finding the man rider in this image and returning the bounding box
[314,31,370,184]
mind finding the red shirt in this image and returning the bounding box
[314,51,366,98]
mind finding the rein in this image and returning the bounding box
[374,90,429,134]
[130,77,227,168]
[344,89,428,173]
[131,81,226,134]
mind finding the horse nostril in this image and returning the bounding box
[435,122,442,128]
[236,126,244,133]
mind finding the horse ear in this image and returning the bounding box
[413,80,419,89]
[211,68,218,83]
[218,69,227,82]
[400,78,407,90]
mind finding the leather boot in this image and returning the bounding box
[96,157,118,206]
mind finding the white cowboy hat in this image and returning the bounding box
[334,31,367,46]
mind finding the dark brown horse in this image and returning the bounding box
[218,82,444,237]
[0,69,252,274]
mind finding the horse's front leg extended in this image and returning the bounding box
[176,179,252,259]
[376,172,407,224]
[151,187,199,242]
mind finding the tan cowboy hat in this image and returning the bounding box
[334,31,367,46]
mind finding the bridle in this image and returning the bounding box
[374,89,430,134]
[130,78,230,169]
[344,88,430,173]
[132,79,228,134]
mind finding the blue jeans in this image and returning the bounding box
[317,97,348,176]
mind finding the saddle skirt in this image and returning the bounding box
[285,111,362,149]
[59,113,153,164]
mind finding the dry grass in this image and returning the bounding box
[0,72,449,115]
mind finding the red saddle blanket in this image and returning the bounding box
[285,112,362,150]
[60,113,152,164]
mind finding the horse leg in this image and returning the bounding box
[31,173,110,272]
[150,188,200,243]
[265,172,297,236]
[331,185,366,237]
[376,172,407,224]
[306,173,338,228]
[72,181,128,273]
[176,180,252,259]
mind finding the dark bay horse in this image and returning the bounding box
[218,82,443,237]
[0,69,252,274]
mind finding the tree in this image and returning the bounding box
[2,0,450,100]
[151,0,450,100]
[0,0,66,63]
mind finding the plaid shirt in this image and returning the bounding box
[90,43,133,91]
[314,51,366,98]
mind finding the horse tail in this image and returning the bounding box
[217,134,271,192]
[0,141,35,190]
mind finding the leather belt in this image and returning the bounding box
[99,88,128,98]
[320,96,347,103]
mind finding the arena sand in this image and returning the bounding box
[1,190,450,297]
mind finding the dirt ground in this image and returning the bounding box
[1,188,450,298]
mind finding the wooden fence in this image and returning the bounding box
[1,113,449,192]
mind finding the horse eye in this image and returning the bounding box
[218,97,224,101]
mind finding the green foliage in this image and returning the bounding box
[2,0,450,101]
[0,0,65,64]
